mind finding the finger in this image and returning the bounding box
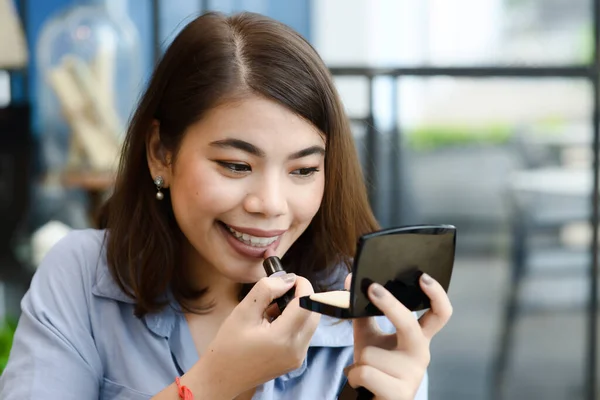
[352,316,382,344]
[344,274,381,342]
[355,346,430,380]
[367,283,424,349]
[263,302,281,322]
[239,274,297,316]
[273,276,320,335]
[290,275,316,298]
[346,364,410,400]
[418,273,453,340]
[344,273,352,291]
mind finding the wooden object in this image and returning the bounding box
[0,0,28,69]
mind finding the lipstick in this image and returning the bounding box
[263,249,296,313]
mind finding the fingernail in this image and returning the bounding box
[281,273,296,284]
[369,283,385,298]
[421,273,433,285]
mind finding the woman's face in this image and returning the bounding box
[153,95,326,283]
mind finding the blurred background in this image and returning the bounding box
[1,0,600,399]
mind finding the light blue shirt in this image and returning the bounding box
[0,229,428,399]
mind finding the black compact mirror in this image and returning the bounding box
[299,225,456,318]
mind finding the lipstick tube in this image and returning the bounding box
[263,256,296,312]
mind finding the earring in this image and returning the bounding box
[154,176,164,200]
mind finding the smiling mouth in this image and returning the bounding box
[219,222,281,247]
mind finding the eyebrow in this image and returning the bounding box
[209,138,326,160]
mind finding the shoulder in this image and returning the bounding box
[26,228,137,314]
[35,228,107,271]
[314,259,351,291]
[46,227,106,248]
[30,228,135,304]
[30,229,107,296]
[1,230,111,398]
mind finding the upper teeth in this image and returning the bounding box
[226,225,279,247]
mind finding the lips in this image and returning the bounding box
[218,221,285,258]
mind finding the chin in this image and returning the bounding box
[216,259,266,284]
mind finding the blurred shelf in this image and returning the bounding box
[509,167,594,196]
[60,170,116,191]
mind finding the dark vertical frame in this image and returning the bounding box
[151,0,161,65]
[16,0,29,99]
[365,76,376,205]
[199,0,208,13]
[588,1,600,398]
[8,0,29,103]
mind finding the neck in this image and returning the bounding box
[181,242,242,312]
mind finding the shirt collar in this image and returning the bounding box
[91,258,137,304]
[91,255,177,338]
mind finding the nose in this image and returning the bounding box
[243,174,288,217]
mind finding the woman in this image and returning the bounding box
[0,12,452,400]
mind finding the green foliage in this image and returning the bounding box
[576,23,593,64]
[406,124,513,151]
[0,317,17,375]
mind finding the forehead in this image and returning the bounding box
[184,95,325,149]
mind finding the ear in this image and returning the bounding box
[146,120,173,187]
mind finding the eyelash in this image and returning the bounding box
[216,162,319,177]
[291,167,320,177]
[217,162,251,174]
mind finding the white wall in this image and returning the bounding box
[427,0,503,65]
[0,71,10,108]
[309,0,588,129]
[310,0,430,128]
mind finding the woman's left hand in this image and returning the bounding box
[343,272,453,400]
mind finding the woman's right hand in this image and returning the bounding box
[196,273,321,399]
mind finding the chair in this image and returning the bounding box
[491,129,592,399]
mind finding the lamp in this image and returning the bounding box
[0,0,28,70]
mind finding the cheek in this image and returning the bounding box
[170,160,242,220]
[288,177,325,223]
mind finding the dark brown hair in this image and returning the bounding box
[98,11,379,317]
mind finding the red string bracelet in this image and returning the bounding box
[175,377,194,400]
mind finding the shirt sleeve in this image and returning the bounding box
[415,371,429,400]
[0,232,103,399]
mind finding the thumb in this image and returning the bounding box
[240,273,297,315]
[344,273,352,291]
[343,273,379,342]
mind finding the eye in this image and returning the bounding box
[291,167,320,177]
[216,161,251,174]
